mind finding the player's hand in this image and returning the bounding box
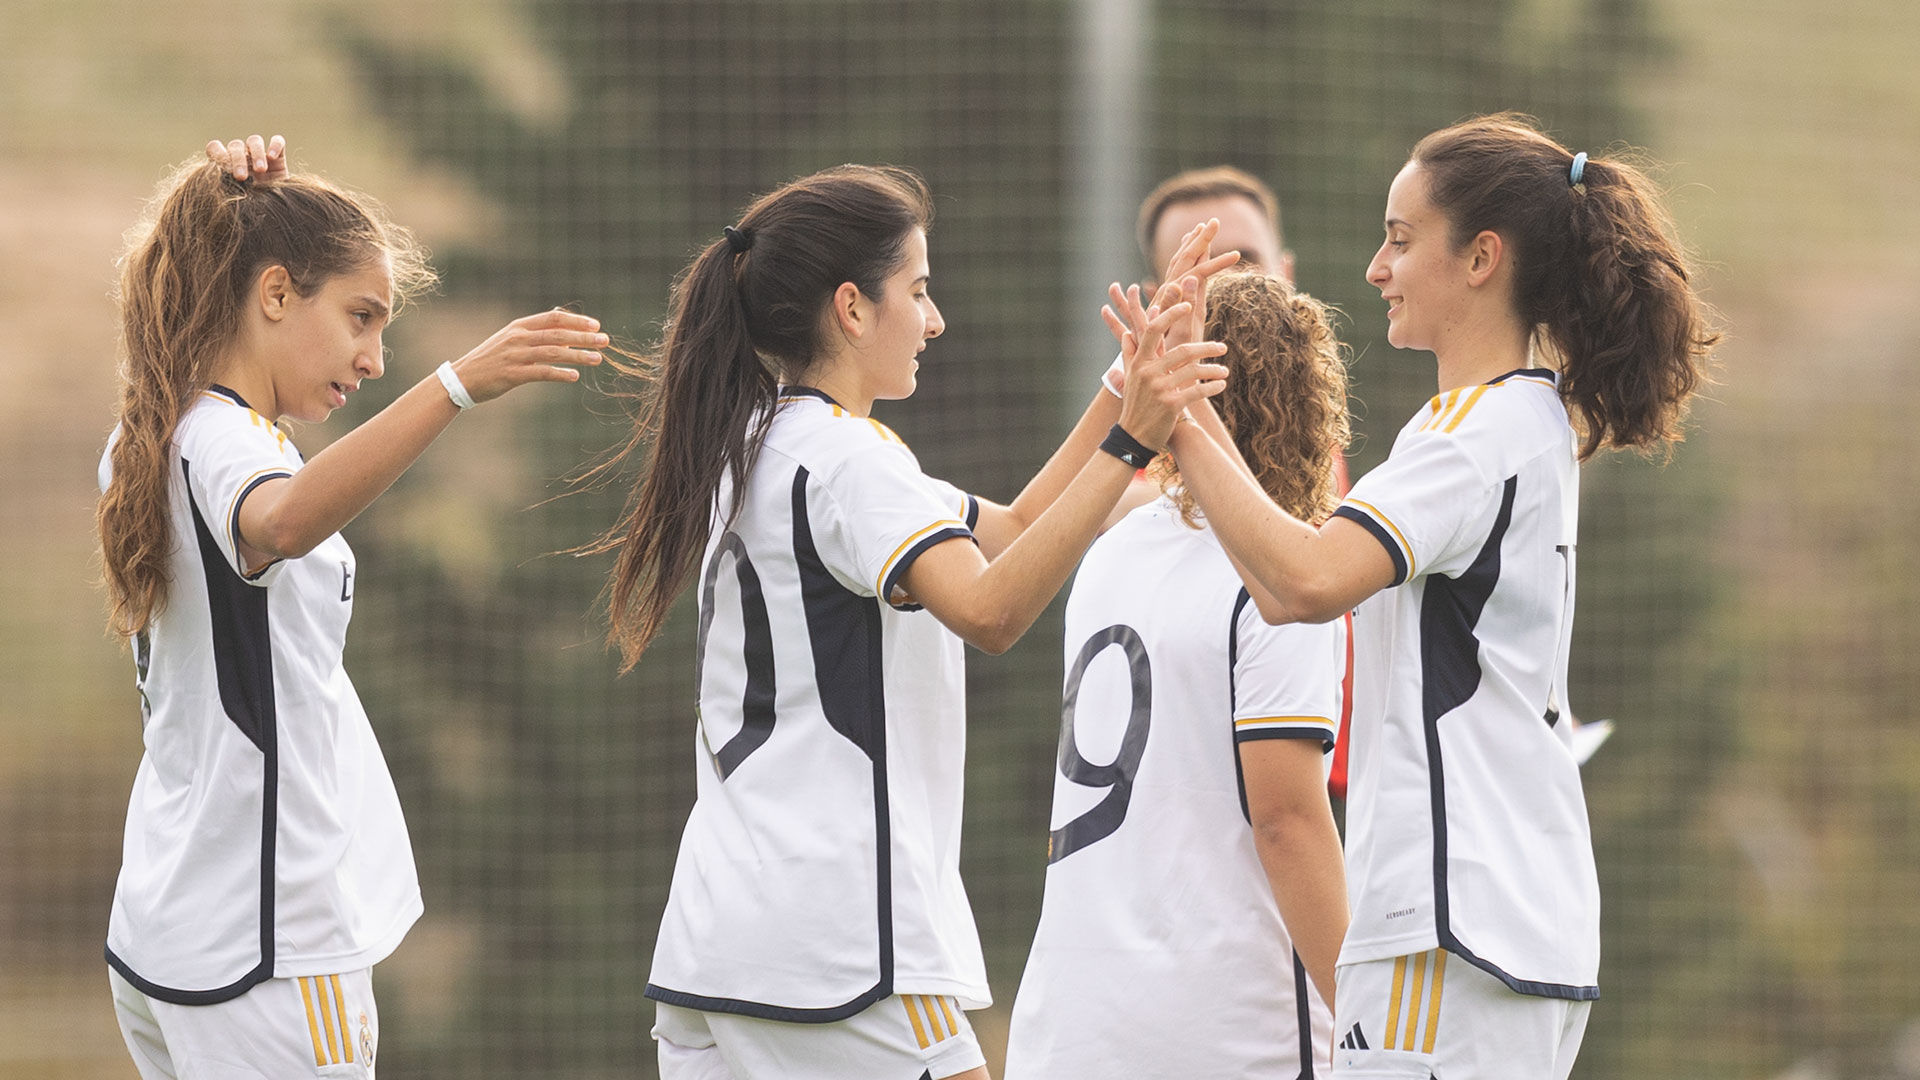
[1106,282,1228,450]
[206,135,288,182]
[1152,219,1239,346]
[447,309,608,403]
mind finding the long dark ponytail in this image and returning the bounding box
[586,165,933,668]
[1411,113,1719,460]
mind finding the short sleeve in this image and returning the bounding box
[921,475,981,533]
[1332,428,1499,587]
[1231,596,1341,749]
[176,404,298,586]
[810,442,975,610]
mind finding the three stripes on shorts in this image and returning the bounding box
[297,974,359,1067]
[901,994,962,1050]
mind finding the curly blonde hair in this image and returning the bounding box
[1151,272,1350,526]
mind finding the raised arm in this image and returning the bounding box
[971,221,1240,556]
[904,297,1227,654]
[235,309,606,566]
[1166,405,1392,624]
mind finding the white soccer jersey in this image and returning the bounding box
[646,387,990,1022]
[1331,368,1600,1000]
[1003,497,1340,1080]
[101,386,421,1005]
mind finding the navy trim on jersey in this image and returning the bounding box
[206,383,254,409]
[646,464,899,1022]
[778,385,841,406]
[1235,727,1335,742]
[1229,589,1251,824]
[1487,367,1558,386]
[880,526,973,609]
[962,493,980,531]
[1292,951,1314,1080]
[106,459,279,1006]
[1420,475,1598,1002]
[230,471,293,583]
[1332,505,1408,587]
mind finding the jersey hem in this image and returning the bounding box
[272,894,424,977]
[105,945,271,1006]
[644,978,893,1023]
[1437,930,1600,1002]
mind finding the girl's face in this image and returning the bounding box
[855,228,944,403]
[267,254,394,423]
[1365,162,1475,355]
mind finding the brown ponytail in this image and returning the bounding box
[1411,113,1720,460]
[99,158,433,637]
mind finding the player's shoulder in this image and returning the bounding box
[769,389,920,477]
[1405,368,1569,465]
[177,385,293,459]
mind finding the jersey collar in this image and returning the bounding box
[777,385,843,407]
[206,383,256,409]
[1487,367,1557,386]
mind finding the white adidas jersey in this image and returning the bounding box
[1004,497,1339,1079]
[646,388,990,1022]
[1331,368,1600,1000]
[100,386,421,1005]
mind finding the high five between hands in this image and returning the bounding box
[1102,219,1240,449]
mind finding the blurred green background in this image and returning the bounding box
[4,1,1917,1077]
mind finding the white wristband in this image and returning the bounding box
[435,361,476,410]
[1100,351,1126,399]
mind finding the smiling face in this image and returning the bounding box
[263,254,395,422]
[1365,162,1478,355]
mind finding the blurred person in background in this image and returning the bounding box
[1134,166,1358,802]
[97,135,606,1079]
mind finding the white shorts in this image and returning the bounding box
[1331,949,1590,1080]
[653,995,985,1080]
[110,967,381,1080]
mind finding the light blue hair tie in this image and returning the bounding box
[1569,151,1588,187]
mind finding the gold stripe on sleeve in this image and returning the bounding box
[1403,950,1429,1051]
[903,995,931,1049]
[1234,715,1334,728]
[1441,386,1491,433]
[315,974,342,1063]
[1342,498,1417,578]
[331,974,354,1063]
[298,978,328,1068]
[1422,950,1448,1054]
[875,520,965,596]
[1384,955,1408,1049]
[937,996,960,1040]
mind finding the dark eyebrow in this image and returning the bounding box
[912,275,930,287]
[352,295,393,319]
[1385,217,1411,231]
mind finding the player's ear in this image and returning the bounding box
[256,265,294,322]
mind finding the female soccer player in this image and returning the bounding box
[98,135,605,1078]
[1003,272,1351,1079]
[589,165,1227,1080]
[1161,114,1718,1079]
